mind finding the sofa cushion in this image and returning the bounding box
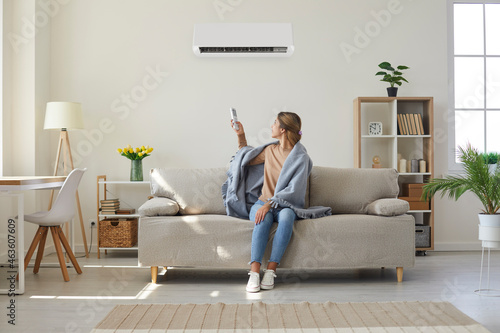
[150,168,227,215]
[366,198,409,216]
[138,213,415,269]
[138,197,179,217]
[308,167,400,214]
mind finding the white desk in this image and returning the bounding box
[0,176,66,294]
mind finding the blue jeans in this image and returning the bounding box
[249,200,297,265]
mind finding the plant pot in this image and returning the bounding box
[387,87,398,97]
[130,159,143,181]
[488,164,497,174]
[478,214,500,248]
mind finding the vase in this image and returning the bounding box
[130,159,143,181]
[488,164,497,174]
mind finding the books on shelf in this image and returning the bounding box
[100,199,119,214]
[117,209,136,215]
[417,114,425,134]
[397,114,404,135]
[397,113,425,135]
[101,199,119,206]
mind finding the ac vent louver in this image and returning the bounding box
[193,23,294,57]
[199,47,288,54]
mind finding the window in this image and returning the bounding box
[448,1,500,167]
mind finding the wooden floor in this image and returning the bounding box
[1,251,499,332]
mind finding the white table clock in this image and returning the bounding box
[368,122,383,136]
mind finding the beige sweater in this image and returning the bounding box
[238,134,291,204]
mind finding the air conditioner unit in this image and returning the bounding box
[193,23,294,57]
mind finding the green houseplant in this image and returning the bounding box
[375,62,409,97]
[482,152,499,165]
[422,144,500,248]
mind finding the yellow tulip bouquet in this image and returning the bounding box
[117,145,154,160]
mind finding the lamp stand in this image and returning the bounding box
[49,129,89,258]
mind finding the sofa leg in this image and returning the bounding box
[396,267,403,282]
[151,266,158,284]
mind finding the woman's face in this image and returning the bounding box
[271,118,283,139]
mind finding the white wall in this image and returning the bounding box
[6,0,482,252]
[3,0,54,252]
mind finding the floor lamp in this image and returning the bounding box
[44,102,89,258]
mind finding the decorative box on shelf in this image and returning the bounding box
[99,218,138,248]
[415,225,431,248]
[402,183,425,197]
[400,183,429,210]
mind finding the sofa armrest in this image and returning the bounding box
[138,197,179,217]
[366,198,409,216]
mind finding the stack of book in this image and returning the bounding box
[100,199,120,215]
[116,209,135,215]
[397,113,425,135]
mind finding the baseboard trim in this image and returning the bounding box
[434,242,499,251]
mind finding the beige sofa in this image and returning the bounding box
[138,166,415,283]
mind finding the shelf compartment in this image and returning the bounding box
[97,175,151,258]
[359,101,397,136]
[98,180,151,184]
[360,137,396,169]
[99,214,140,219]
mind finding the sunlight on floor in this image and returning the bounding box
[83,265,140,268]
[136,282,160,300]
[30,282,160,300]
[245,292,262,300]
[31,295,137,300]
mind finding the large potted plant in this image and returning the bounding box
[422,144,500,248]
[375,62,409,97]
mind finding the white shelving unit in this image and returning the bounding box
[354,97,434,252]
[96,176,150,258]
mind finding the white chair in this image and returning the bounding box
[22,168,86,282]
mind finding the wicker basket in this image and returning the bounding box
[99,218,138,248]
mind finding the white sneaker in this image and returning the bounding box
[260,269,277,290]
[246,271,260,293]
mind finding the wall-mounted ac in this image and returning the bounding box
[193,23,294,57]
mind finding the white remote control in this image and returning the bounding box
[230,108,239,130]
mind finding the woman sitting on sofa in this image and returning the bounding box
[230,112,316,293]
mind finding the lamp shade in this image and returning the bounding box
[44,102,84,130]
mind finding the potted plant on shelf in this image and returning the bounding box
[375,62,409,97]
[482,152,499,174]
[422,144,500,248]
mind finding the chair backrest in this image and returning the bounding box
[46,168,86,222]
